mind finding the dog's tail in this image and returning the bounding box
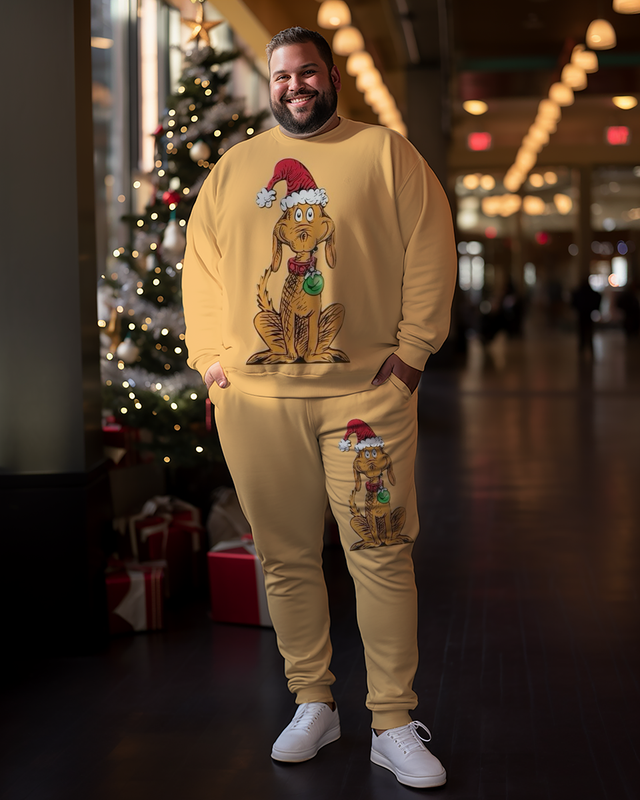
[256,266,274,312]
[349,488,360,517]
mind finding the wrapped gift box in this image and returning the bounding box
[208,536,272,627]
[113,497,205,596]
[106,564,164,635]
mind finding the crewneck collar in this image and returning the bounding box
[271,118,354,145]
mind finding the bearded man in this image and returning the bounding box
[182,26,456,789]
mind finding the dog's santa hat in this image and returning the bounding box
[338,419,384,452]
[256,158,329,211]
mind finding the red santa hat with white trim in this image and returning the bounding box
[256,158,329,211]
[338,419,385,452]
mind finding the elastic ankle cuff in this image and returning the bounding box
[296,687,335,705]
[371,710,412,730]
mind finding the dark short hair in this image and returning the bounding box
[266,27,334,74]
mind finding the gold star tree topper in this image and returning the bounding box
[183,1,223,46]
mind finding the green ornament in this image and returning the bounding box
[303,272,324,296]
[377,489,390,504]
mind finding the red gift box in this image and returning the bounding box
[106,565,164,634]
[114,497,205,596]
[208,536,272,627]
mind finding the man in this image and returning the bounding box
[183,27,456,789]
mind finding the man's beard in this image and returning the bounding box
[270,84,338,135]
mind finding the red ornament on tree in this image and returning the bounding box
[162,190,181,207]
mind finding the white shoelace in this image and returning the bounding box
[389,721,432,755]
[290,703,326,731]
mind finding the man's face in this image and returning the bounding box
[269,42,340,135]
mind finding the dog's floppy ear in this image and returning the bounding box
[271,227,283,272]
[386,460,396,486]
[353,466,361,492]
[323,218,336,268]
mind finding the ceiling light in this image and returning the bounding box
[332,26,364,56]
[549,82,574,106]
[346,51,374,76]
[463,174,481,190]
[612,0,640,13]
[523,196,546,215]
[482,196,501,217]
[501,194,522,217]
[480,175,496,190]
[538,99,561,121]
[612,95,638,109]
[317,0,351,29]
[528,125,550,145]
[463,100,488,115]
[561,63,587,91]
[91,37,114,49]
[544,171,558,184]
[529,173,544,188]
[554,194,573,214]
[503,173,523,193]
[585,19,617,49]
[356,68,383,93]
[571,45,598,73]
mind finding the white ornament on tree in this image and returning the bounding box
[116,338,141,363]
[189,140,211,162]
[163,218,186,260]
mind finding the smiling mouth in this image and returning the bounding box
[285,94,316,107]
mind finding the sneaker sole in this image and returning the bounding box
[370,749,447,788]
[271,724,341,763]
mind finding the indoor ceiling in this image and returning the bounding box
[237,0,640,171]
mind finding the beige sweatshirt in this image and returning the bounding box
[183,118,456,398]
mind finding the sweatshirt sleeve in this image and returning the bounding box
[182,178,223,381]
[394,157,457,371]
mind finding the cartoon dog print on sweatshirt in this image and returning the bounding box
[339,419,412,550]
[248,159,348,365]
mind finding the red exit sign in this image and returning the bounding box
[467,132,492,151]
[606,126,630,145]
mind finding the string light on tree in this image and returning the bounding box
[97,1,267,467]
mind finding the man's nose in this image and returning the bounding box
[288,74,306,92]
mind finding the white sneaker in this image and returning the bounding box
[271,702,341,763]
[370,720,447,788]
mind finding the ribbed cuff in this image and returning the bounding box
[371,709,413,730]
[295,686,335,705]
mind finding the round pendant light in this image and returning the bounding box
[346,51,374,76]
[355,68,382,93]
[538,98,561,121]
[613,0,640,13]
[332,26,364,56]
[585,19,616,49]
[561,63,587,91]
[463,100,489,115]
[612,95,638,109]
[317,1,351,30]
[549,81,575,106]
[571,45,599,73]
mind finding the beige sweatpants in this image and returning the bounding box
[210,374,420,730]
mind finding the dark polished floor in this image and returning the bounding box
[2,323,640,800]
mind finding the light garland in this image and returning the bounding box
[499,16,618,193]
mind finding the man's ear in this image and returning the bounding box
[330,65,341,92]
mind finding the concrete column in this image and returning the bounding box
[0,0,110,653]
[576,166,593,280]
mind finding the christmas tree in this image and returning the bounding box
[99,1,267,468]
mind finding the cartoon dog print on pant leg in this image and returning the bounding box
[338,419,412,551]
[248,159,349,365]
